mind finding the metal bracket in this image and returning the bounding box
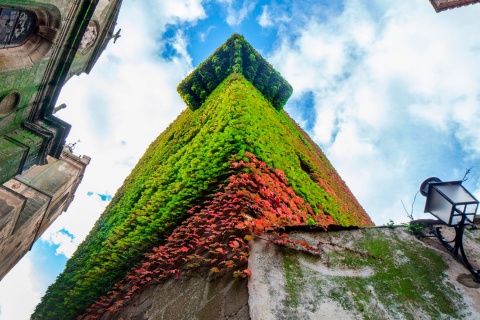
[429,218,480,283]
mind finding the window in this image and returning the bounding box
[0,8,37,48]
[0,5,60,72]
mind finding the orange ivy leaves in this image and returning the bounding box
[80,152,336,319]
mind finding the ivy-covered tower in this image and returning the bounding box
[33,34,373,319]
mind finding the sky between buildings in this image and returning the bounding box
[1,0,480,318]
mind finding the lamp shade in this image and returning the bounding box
[423,180,479,226]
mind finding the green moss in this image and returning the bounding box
[0,60,48,133]
[281,229,464,319]
[282,249,304,308]
[34,60,370,318]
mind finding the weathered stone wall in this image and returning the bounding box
[0,150,89,280]
[0,0,97,173]
[248,226,480,319]
[86,224,480,320]
[67,0,123,78]
[0,0,117,281]
[102,275,249,320]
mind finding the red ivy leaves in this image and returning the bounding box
[80,152,336,319]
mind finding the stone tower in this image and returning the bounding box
[32,34,373,320]
[429,0,480,12]
[0,0,122,280]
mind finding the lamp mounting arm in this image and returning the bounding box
[430,216,480,283]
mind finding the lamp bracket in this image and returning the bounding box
[429,220,480,283]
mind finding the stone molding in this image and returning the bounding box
[429,0,480,12]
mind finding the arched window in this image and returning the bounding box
[0,8,37,48]
[0,5,60,73]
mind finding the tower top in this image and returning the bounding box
[177,34,293,111]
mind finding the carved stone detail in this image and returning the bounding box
[78,21,99,54]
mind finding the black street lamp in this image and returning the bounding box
[421,177,480,282]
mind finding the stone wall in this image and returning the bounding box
[101,275,249,320]
[248,226,480,319]
[0,149,89,280]
[70,224,480,319]
[0,0,119,281]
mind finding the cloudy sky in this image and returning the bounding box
[2,0,480,318]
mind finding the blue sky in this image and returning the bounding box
[2,0,480,318]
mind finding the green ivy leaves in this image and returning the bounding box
[177,34,293,111]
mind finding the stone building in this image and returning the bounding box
[429,0,480,12]
[0,0,122,280]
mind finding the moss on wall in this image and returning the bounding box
[275,228,465,319]
[0,60,48,133]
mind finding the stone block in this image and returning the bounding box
[226,305,250,320]
[224,279,248,317]
[161,278,205,320]
[0,187,25,240]
[196,292,224,320]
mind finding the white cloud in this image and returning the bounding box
[258,5,273,27]
[161,0,207,22]
[199,26,216,42]
[0,256,41,320]
[217,0,257,26]
[40,188,108,258]
[269,0,480,224]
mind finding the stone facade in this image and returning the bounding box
[429,0,480,12]
[0,148,90,280]
[0,0,122,183]
[0,0,122,279]
[103,276,249,320]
